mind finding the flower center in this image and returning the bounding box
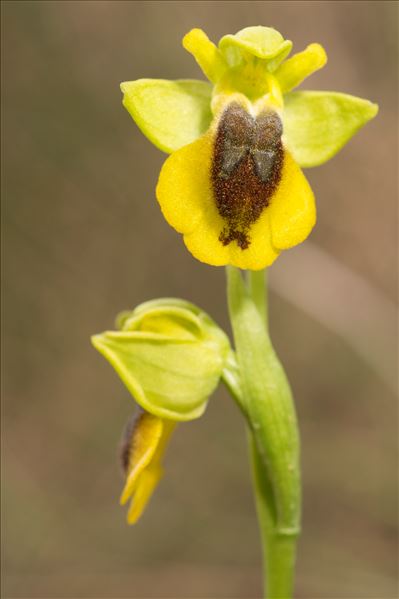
[211,102,284,250]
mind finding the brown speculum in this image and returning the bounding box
[211,102,284,250]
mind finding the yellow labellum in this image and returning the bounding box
[156,129,316,270]
[120,411,176,525]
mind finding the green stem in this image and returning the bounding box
[250,432,298,599]
[247,269,268,329]
[221,349,247,418]
[225,266,300,599]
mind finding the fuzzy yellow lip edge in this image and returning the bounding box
[156,125,316,270]
[120,411,176,525]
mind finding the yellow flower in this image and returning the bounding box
[156,97,315,270]
[119,410,175,525]
[121,27,377,269]
[92,299,230,523]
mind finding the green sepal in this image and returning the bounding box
[219,27,292,72]
[121,79,213,154]
[282,91,379,167]
[274,43,327,93]
[92,300,230,422]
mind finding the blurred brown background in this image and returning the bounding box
[1,1,398,598]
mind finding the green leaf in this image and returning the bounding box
[92,301,230,421]
[282,91,379,168]
[219,27,292,71]
[121,79,213,154]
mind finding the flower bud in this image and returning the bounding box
[91,299,230,421]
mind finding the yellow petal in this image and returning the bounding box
[157,130,280,269]
[157,132,231,265]
[228,210,280,270]
[182,29,227,84]
[183,217,229,266]
[127,466,164,525]
[177,132,279,269]
[157,128,314,269]
[275,43,327,94]
[150,419,176,464]
[120,412,163,505]
[183,203,279,270]
[156,134,214,235]
[269,151,316,250]
[120,413,176,525]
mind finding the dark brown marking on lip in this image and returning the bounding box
[211,102,284,250]
[119,410,143,475]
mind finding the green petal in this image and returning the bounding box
[282,91,378,168]
[274,43,327,93]
[121,79,213,153]
[219,27,292,71]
